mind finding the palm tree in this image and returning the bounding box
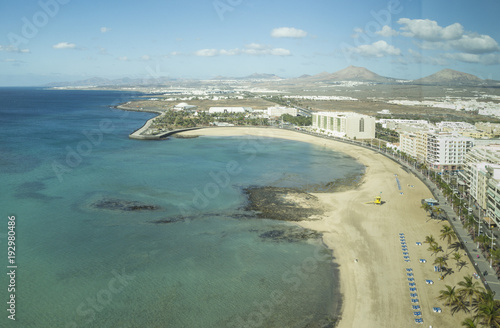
[440,225,458,245]
[476,299,500,327]
[424,235,437,245]
[453,252,463,267]
[490,248,500,267]
[428,243,444,256]
[461,318,477,328]
[449,241,464,254]
[475,235,491,250]
[472,291,495,314]
[432,207,445,220]
[458,275,484,308]
[434,256,448,271]
[438,285,460,306]
[421,202,432,215]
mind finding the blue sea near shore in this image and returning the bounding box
[0,88,364,328]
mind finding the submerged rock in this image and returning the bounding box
[258,228,322,242]
[149,217,185,224]
[92,198,161,211]
[244,186,323,221]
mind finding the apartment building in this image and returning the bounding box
[426,133,474,171]
[312,112,375,139]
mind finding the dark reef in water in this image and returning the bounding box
[92,198,161,211]
[243,186,323,221]
[257,227,322,242]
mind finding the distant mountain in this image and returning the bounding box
[327,66,397,83]
[211,73,282,80]
[412,69,485,86]
[45,76,178,87]
[293,66,398,83]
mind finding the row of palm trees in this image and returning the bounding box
[418,170,500,278]
[421,228,500,326]
[438,276,500,327]
[424,226,468,277]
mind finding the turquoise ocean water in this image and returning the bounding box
[0,88,364,328]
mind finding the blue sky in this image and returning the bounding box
[1,0,499,86]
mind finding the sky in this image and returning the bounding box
[1,0,500,86]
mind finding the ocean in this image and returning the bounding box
[0,88,364,328]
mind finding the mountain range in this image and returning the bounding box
[45,66,500,87]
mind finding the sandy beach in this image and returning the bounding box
[180,127,477,327]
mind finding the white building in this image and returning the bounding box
[426,133,474,171]
[209,107,252,114]
[399,132,418,158]
[486,167,500,227]
[173,102,197,111]
[312,112,375,139]
[267,106,298,117]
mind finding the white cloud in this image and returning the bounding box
[376,25,399,37]
[117,56,128,61]
[195,49,219,57]
[141,55,151,61]
[271,27,307,38]
[450,34,500,54]
[53,42,77,49]
[0,45,30,53]
[398,18,463,42]
[443,52,481,63]
[351,27,364,39]
[194,44,291,57]
[352,40,401,57]
[100,27,111,33]
[407,48,448,65]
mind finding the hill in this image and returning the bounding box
[413,69,485,86]
[294,66,398,83]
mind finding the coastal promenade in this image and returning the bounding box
[292,127,500,299]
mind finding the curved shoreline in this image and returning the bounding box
[177,127,477,327]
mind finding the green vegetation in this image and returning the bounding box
[280,114,312,126]
[437,276,500,327]
[375,123,399,143]
[148,110,269,131]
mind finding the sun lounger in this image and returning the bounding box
[415,318,423,323]
[403,252,409,256]
[410,287,417,292]
[408,278,415,282]
[406,268,413,272]
[413,311,422,316]
[399,233,405,236]
[411,293,418,298]
[409,282,416,287]
[412,305,420,310]
[419,259,426,263]
[404,256,410,259]
[432,307,442,313]
[416,242,422,246]
[405,259,411,262]
[407,273,414,276]
[426,280,433,284]
[411,299,419,303]
[402,247,408,251]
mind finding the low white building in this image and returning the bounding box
[312,112,375,139]
[267,106,298,117]
[173,102,197,111]
[209,107,252,114]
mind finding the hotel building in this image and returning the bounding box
[312,112,375,139]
